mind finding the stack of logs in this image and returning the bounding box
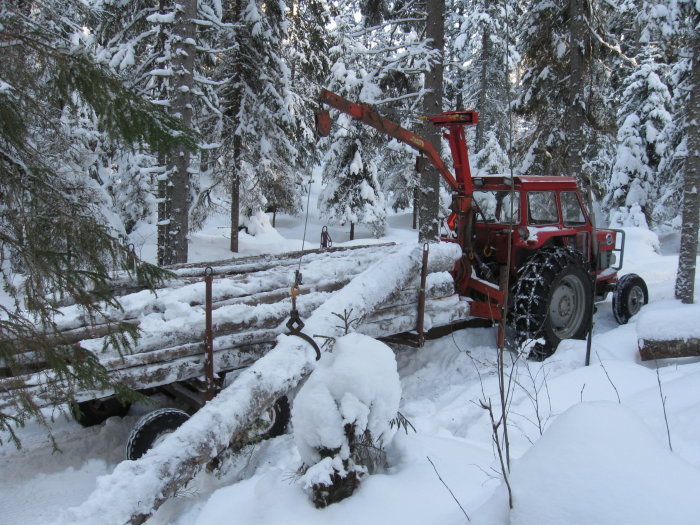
[0,243,469,412]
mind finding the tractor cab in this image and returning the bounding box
[464,175,622,292]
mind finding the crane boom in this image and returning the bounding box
[318,89,462,191]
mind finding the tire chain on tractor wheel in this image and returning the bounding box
[510,246,592,360]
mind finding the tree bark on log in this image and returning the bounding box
[639,338,700,361]
[59,243,461,525]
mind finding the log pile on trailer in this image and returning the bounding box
[0,243,467,415]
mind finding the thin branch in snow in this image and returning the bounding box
[596,352,620,403]
[426,456,471,521]
[655,362,673,452]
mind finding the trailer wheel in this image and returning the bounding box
[511,247,593,360]
[126,408,190,460]
[612,273,648,324]
[70,397,131,427]
[246,396,290,442]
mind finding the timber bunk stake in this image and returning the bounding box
[320,226,333,249]
[204,266,217,400]
[286,270,321,360]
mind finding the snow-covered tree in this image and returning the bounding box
[447,0,514,154]
[216,0,311,251]
[92,0,222,264]
[293,333,401,508]
[514,0,617,191]
[0,1,190,442]
[318,0,432,237]
[472,130,510,175]
[607,58,673,221]
[319,138,387,238]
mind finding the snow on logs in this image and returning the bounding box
[58,242,462,525]
[0,243,466,412]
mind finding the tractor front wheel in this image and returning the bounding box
[612,273,648,324]
[511,247,593,360]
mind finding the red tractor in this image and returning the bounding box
[317,89,649,359]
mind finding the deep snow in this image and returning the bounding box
[1,183,699,525]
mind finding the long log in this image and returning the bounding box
[59,242,462,525]
[639,337,700,361]
[9,246,407,360]
[107,243,398,298]
[8,259,452,364]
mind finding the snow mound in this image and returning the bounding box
[620,226,661,261]
[509,402,700,525]
[292,333,401,468]
[241,210,278,236]
[637,299,700,342]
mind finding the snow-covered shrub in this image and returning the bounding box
[240,211,276,236]
[609,203,649,229]
[292,333,401,508]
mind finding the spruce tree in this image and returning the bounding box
[607,57,673,222]
[0,1,195,445]
[514,0,617,191]
[92,0,222,265]
[318,0,431,237]
[217,0,310,251]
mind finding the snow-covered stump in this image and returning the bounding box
[58,242,461,525]
[293,333,401,508]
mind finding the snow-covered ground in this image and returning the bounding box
[1,186,699,525]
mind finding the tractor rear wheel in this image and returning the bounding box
[510,247,593,360]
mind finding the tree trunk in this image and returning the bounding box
[476,22,491,152]
[674,30,699,304]
[639,337,700,361]
[564,0,586,183]
[412,187,418,230]
[156,152,171,267]
[156,1,170,267]
[419,0,444,243]
[158,0,196,265]
[227,0,244,253]
[230,170,240,252]
[350,222,355,241]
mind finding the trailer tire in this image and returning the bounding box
[511,247,593,360]
[126,408,190,460]
[612,273,648,324]
[245,396,290,442]
[70,397,131,427]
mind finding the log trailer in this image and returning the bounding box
[316,89,649,360]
